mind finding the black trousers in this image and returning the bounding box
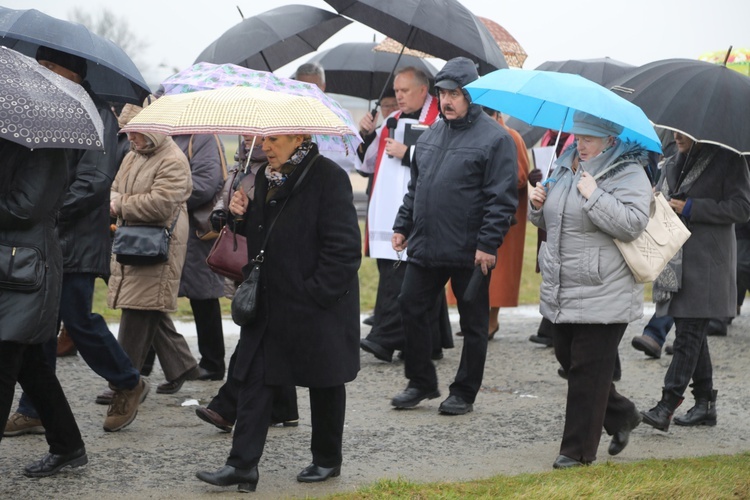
[553,322,634,463]
[227,345,345,469]
[366,260,452,353]
[208,343,298,425]
[190,298,226,374]
[399,264,489,403]
[0,341,84,454]
[665,318,713,399]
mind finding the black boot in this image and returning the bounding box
[641,390,684,432]
[674,389,717,427]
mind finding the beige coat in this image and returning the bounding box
[107,132,193,312]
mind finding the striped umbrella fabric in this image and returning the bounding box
[120,86,355,138]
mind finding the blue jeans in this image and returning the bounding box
[642,313,674,347]
[18,273,139,418]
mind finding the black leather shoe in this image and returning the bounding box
[24,447,88,477]
[552,455,584,469]
[197,367,224,381]
[296,463,341,483]
[439,394,473,415]
[362,314,375,326]
[391,387,440,409]
[196,406,233,432]
[196,465,259,492]
[529,334,553,347]
[360,339,393,363]
[609,407,642,456]
[157,366,199,394]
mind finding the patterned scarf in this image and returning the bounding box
[264,140,314,189]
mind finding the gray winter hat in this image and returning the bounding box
[570,110,623,137]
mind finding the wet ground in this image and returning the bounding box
[2,306,749,499]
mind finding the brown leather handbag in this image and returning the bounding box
[205,224,247,282]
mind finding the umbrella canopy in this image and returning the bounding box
[507,57,635,148]
[0,46,103,150]
[324,0,508,75]
[158,62,362,154]
[466,69,662,153]
[120,87,356,140]
[609,58,750,155]
[304,42,438,100]
[478,16,526,69]
[194,5,351,71]
[0,7,150,104]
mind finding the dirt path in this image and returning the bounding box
[2,307,749,499]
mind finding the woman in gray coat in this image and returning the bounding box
[529,111,652,469]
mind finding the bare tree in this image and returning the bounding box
[68,7,149,72]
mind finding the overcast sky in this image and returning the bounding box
[4,0,747,88]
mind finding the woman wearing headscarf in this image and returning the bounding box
[108,129,199,393]
[529,111,652,469]
[196,134,361,492]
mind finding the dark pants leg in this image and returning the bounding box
[0,342,84,454]
[537,317,554,337]
[228,345,273,469]
[553,322,632,463]
[60,274,139,389]
[309,385,346,468]
[16,335,57,419]
[643,313,674,347]
[736,238,750,307]
[665,318,713,398]
[190,298,225,375]
[209,342,298,425]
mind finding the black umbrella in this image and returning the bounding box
[323,0,508,77]
[610,58,750,155]
[194,5,351,71]
[0,7,150,104]
[304,42,438,100]
[507,57,635,148]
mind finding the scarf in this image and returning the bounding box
[652,146,717,306]
[264,140,314,189]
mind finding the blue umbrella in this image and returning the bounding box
[465,69,662,153]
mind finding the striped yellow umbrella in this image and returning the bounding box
[120,86,355,137]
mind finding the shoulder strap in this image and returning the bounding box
[213,135,228,180]
[188,135,194,161]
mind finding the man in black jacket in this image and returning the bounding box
[391,57,518,415]
[4,47,147,437]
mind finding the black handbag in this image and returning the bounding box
[0,243,44,291]
[112,213,180,266]
[230,156,316,326]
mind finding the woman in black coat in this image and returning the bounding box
[0,139,87,477]
[197,136,361,492]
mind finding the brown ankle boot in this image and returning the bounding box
[56,326,77,357]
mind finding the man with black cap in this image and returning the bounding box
[390,57,518,415]
[4,46,147,438]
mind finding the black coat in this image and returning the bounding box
[58,86,119,276]
[0,141,69,343]
[393,103,518,268]
[234,145,362,387]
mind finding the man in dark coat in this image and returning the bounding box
[0,139,88,477]
[5,47,146,437]
[641,133,750,431]
[391,57,518,415]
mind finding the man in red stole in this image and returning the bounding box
[358,67,450,363]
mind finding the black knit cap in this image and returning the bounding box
[36,45,88,79]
